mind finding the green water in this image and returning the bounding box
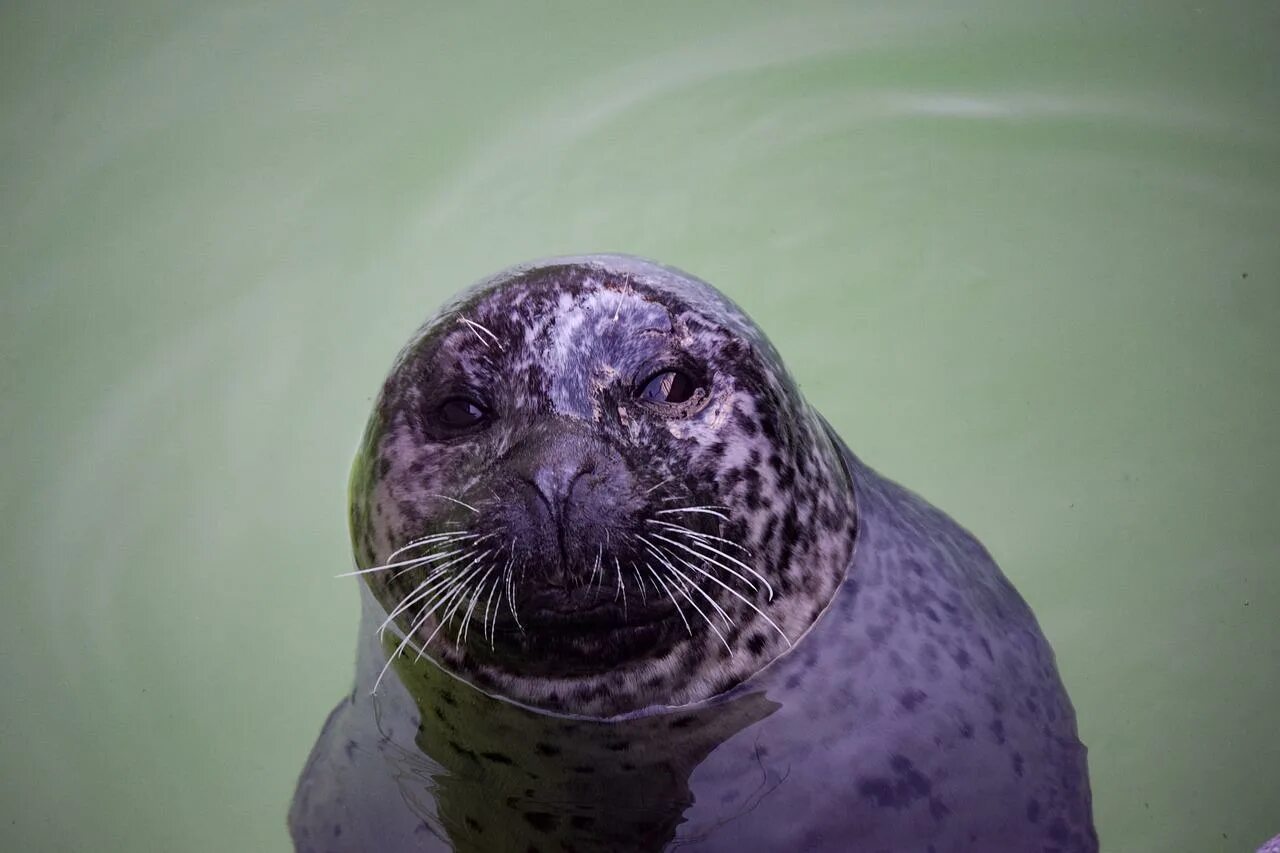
[2,2,1277,851]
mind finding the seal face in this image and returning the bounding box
[349,255,857,716]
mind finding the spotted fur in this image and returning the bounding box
[349,255,856,716]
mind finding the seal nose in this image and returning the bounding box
[528,460,591,520]
[507,418,629,586]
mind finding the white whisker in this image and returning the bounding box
[644,536,790,646]
[457,566,495,649]
[649,531,775,601]
[644,540,735,629]
[647,532,761,595]
[412,561,493,661]
[654,506,731,522]
[424,493,480,513]
[386,531,485,562]
[458,314,503,349]
[378,549,494,633]
[645,563,691,637]
[645,477,675,495]
[337,547,466,578]
[646,519,751,554]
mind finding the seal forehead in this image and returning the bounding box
[446,258,753,421]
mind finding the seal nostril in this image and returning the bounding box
[526,472,557,515]
[528,461,595,514]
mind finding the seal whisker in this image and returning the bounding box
[632,565,649,604]
[371,557,488,695]
[412,560,494,661]
[379,548,496,633]
[647,551,729,650]
[646,532,763,596]
[643,540,735,636]
[587,545,603,595]
[646,537,791,646]
[614,556,628,619]
[504,539,525,633]
[457,314,503,350]
[389,546,475,580]
[489,545,516,644]
[646,519,751,555]
[654,506,732,523]
[379,569,461,635]
[648,531,775,601]
[482,551,510,646]
[457,565,495,650]
[340,546,467,579]
[644,476,675,495]
[386,531,482,562]
[424,494,480,514]
[646,541,735,627]
[645,564,691,637]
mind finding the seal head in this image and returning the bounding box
[349,255,857,716]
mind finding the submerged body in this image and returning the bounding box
[291,255,1096,852]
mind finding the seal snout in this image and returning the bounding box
[505,418,635,590]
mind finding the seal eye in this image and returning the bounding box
[437,397,488,430]
[638,369,702,406]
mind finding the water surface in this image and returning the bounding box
[2,2,1277,851]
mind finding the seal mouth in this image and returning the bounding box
[498,598,679,635]
[474,585,685,675]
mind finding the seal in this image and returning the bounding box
[290,255,1098,852]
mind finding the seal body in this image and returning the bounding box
[290,255,1096,852]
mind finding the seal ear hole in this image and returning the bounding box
[636,368,707,411]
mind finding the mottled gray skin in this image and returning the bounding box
[291,255,1096,852]
[347,254,857,717]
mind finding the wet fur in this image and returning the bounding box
[349,257,856,716]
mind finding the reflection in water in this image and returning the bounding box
[290,584,779,853]
[386,638,777,852]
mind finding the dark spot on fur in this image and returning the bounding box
[481,751,514,765]
[858,754,932,809]
[465,816,483,832]
[867,624,889,646]
[898,689,927,712]
[448,740,478,761]
[524,812,558,832]
[1027,799,1041,823]
[746,632,767,655]
[534,742,560,756]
